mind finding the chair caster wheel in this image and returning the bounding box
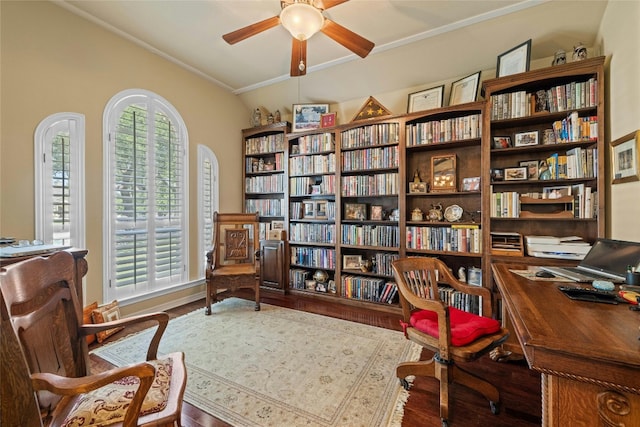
[399,378,411,391]
[441,419,449,427]
[490,401,500,415]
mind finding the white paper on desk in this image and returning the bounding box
[509,269,574,282]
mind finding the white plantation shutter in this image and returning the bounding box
[35,113,85,248]
[197,145,219,276]
[104,90,188,301]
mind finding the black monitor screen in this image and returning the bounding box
[581,239,640,275]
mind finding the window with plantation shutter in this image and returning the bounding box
[197,145,219,277]
[34,113,85,248]
[104,90,189,301]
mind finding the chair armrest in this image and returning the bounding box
[31,363,156,427]
[81,312,169,360]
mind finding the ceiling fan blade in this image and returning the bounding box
[222,16,280,45]
[321,19,374,58]
[290,38,307,77]
[317,0,350,10]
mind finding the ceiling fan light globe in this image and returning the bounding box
[280,3,324,41]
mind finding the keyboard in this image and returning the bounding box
[557,286,620,304]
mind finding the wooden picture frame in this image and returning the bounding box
[320,112,337,128]
[407,85,444,113]
[344,203,366,220]
[370,205,383,221]
[292,104,329,132]
[504,166,527,181]
[492,136,512,149]
[315,200,328,219]
[519,160,539,180]
[514,130,539,147]
[496,39,532,77]
[343,255,362,270]
[462,177,480,192]
[302,200,315,219]
[449,71,481,106]
[431,154,457,192]
[611,130,640,184]
[409,181,428,194]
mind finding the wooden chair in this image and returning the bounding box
[391,257,509,427]
[205,212,261,314]
[0,251,186,427]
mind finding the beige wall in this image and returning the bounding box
[0,1,247,314]
[598,0,640,241]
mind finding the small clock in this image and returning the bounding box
[444,204,463,222]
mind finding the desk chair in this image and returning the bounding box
[0,251,186,427]
[205,212,261,314]
[392,257,509,427]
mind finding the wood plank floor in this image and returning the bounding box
[90,290,541,426]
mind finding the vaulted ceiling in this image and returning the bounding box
[56,0,608,104]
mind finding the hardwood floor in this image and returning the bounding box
[90,289,541,426]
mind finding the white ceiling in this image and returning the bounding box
[55,0,609,104]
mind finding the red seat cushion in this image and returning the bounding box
[410,307,501,347]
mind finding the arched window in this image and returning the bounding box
[34,113,85,248]
[197,145,219,277]
[103,89,189,301]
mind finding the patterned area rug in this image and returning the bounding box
[92,298,421,427]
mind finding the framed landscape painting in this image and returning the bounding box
[292,104,329,132]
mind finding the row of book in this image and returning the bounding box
[341,275,398,304]
[489,191,521,218]
[546,147,597,180]
[245,153,284,173]
[289,223,336,245]
[490,78,597,120]
[290,175,336,196]
[341,172,398,196]
[244,198,285,217]
[245,133,285,155]
[490,189,597,219]
[550,114,598,143]
[292,132,334,154]
[406,113,481,146]
[290,246,336,269]
[341,123,400,149]
[289,153,336,176]
[289,268,311,290]
[439,286,481,315]
[245,174,285,194]
[406,225,482,253]
[341,145,399,172]
[372,253,400,277]
[290,201,336,220]
[341,224,400,248]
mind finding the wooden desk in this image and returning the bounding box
[492,263,640,427]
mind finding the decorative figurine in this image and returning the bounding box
[427,203,443,222]
[274,110,281,123]
[458,267,467,283]
[267,112,274,125]
[551,49,566,66]
[359,259,373,273]
[252,108,262,127]
[573,43,587,61]
[411,208,423,221]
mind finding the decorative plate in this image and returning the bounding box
[444,204,463,222]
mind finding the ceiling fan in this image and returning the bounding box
[222,0,375,77]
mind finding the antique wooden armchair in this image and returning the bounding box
[205,212,261,314]
[0,251,186,427]
[391,257,509,427]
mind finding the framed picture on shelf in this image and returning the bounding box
[492,136,512,149]
[611,130,640,184]
[303,200,315,219]
[519,160,539,180]
[407,85,444,113]
[310,184,322,195]
[344,203,366,220]
[320,112,337,128]
[292,104,329,132]
[542,185,572,199]
[409,181,428,194]
[490,168,504,181]
[431,154,457,192]
[343,255,362,270]
[370,205,383,221]
[496,39,532,77]
[504,166,527,181]
[514,130,539,147]
[449,71,481,105]
[315,200,328,219]
[271,220,284,230]
[462,177,481,192]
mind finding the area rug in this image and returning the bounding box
[92,297,421,427]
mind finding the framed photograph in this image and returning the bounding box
[462,177,481,192]
[492,136,512,149]
[490,168,504,181]
[305,280,317,290]
[271,220,284,230]
[370,205,383,221]
[310,184,322,195]
[320,112,337,128]
[449,71,481,106]
[514,130,539,147]
[496,39,532,77]
[302,200,315,219]
[343,255,363,270]
[407,85,445,113]
[344,203,366,220]
[611,130,640,184]
[292,104,329,132]
[431,154,457,192]
[409,181,428,194]
[519,160,539,180]
[315,200,328,219]
[504,166,527,181]
[543,185,572,199]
